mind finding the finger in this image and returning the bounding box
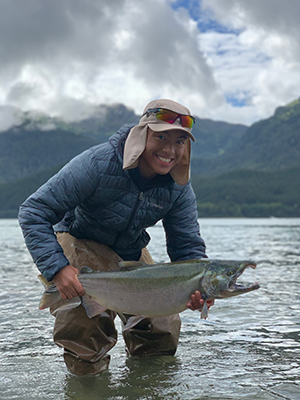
[195,291,202,301]
[60,283,83,300]
[61,288,75,300]
[189,292,204,310]
[190,294,198,309]
[59,290,68,300]
[65,274,85,298]
[69,284,85,299]
[194,291,204,309]
[187,295,197,310]
[73,280,85,297]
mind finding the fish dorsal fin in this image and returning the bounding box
[169,259,211,266]
[119,261,146,271]
[79,266,95,274]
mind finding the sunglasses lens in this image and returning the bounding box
[146,108,195,129]
[155,109,178,124]
[181,115,195,129]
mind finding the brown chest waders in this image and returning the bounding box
[51,233,181,375]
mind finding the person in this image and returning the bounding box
[18,98,214,376]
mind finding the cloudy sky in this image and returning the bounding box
[0,0,300,128]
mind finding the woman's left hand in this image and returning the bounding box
[187,291,215,312]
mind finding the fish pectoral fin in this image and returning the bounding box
[82,295,107,318]
[44,296,82,312]
[200,300,209,319]
[119,261,146,271]
[122,315,146,331]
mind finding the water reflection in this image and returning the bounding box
[64,356,182,400]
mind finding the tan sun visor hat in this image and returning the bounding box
[123,99,195,186]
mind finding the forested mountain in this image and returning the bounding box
[192,166,300,217]
[0,164,64,218]
[0,103,247,183]
[0,103,137,184]
[192,98,300,176]
[0,129,98,184]
[0,97,299,217]
[191,118,247,159]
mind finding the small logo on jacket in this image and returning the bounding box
[149,202,164,210]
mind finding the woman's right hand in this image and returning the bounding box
[53,265,85,300]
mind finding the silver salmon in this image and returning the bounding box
[39,259,259,319]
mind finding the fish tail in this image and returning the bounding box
[38,274,52,288]
[38,274,61,310]
[39,288,61,310]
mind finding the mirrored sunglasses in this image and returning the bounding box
[143,108,195,129]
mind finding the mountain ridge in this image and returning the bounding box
[0,102,247,183]
[192,97,300,175]
[1,97,299,217]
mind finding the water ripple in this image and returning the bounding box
[0,218,300,399]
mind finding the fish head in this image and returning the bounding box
[200,260,259,299]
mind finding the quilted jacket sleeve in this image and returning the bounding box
[18,149,99,281]
[162,183,207,261]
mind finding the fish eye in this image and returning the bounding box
[227,271,234,276]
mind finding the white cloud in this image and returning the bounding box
[0,0,299,126]
[198,30,275,123]
[199,0,300,122]
[0,0,221,124]
[0,105,24,131]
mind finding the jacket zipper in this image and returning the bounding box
[112,191,143,247]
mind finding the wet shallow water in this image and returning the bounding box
[0,218,299,400]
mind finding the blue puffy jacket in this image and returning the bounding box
[18,125,206,281]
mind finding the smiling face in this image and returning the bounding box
[139,128,188,178]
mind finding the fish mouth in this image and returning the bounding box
[228,262,260,294]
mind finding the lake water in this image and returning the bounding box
[0,218,300,400]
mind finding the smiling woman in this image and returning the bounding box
[123,99,195,186]
[18,98,210,376]
[138,129,188,178]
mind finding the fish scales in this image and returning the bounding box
[39,259,260,319]
[79,263,205,316]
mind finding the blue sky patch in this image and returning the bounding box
[225,96,248,108]
[171,0,241,34]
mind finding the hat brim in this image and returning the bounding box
[148,123,195,141]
